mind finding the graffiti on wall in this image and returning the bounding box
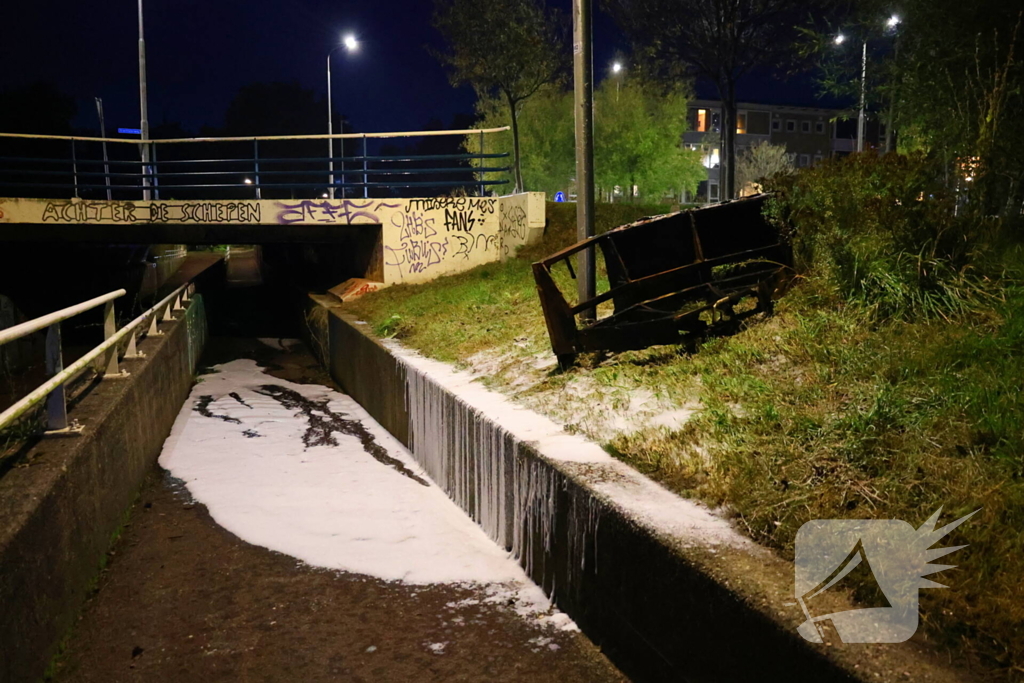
[383,202,504,277]
[404,197,495,214]
[384,211,447,276]
[274,199,402,225]
[498,201,528,257]
[448,233,498,260]
[39,200,262,223]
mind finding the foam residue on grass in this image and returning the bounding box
[385,339,753,551]
[342,200,1024,671]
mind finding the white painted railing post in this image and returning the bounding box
[102,299,125,378]
[44,323,67,431]
[123,331,144,359]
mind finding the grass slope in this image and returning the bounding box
[347,201,1024,675]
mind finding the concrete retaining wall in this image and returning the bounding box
[0,295,206,683]
[319,309,975,683]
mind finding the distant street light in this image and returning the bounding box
[610,61,624,99]
[243,178,253,184]
[835,15,902,154]
[327,34,359,199]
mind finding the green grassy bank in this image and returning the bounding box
[348,191,1024,675]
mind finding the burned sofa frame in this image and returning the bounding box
[532,194,791,365]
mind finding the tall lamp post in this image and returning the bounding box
[835,14,900,154]
[138,0,151,200]
[327,34,358,199]
[611,61,624,99]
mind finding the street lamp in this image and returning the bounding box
[833,32,868,152]
[138,0,151,200]
[327,34,359,199]
[835,15,901,154]
[610,61,624,100]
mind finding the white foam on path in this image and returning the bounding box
[159,359,564,624]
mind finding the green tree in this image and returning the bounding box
[470,86,574,196]
[604,0,832,201]
[470,78,703,202]
[593,78,704,202]
[432,0,568,193]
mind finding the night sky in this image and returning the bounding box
[1,1,835,137]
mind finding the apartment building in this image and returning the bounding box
[682,99,860,202]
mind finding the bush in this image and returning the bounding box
[766,154,1005,320]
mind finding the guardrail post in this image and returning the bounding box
[123,331,144,359]
[101,299,125,378]
[45,324,68,431]
[148,310,163,337]
[479,130,485,197]
[71,139,80,199]
[151,142,160,200]
[362,135,368,198]
[253,138,262,199]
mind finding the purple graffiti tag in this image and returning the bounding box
[274,199,401,225]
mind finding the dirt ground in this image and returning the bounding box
[48,339,625,683]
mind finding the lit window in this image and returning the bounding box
[696,109,707,132]
[736,112,747,134]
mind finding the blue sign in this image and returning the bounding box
[554,191,565,202]
[117,128,142,135]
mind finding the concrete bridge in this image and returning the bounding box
[0,127,545,289]
[0,193,545,288]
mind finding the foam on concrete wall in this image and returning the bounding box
[323,309,868,683]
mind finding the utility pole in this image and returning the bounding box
[857,40,867,153]
[327,53,336,199]
[573,0,595,321]
[138,0,151,200]
[94,98,112,201]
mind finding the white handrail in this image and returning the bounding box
[0,290,125,347]
[0,282,193,432]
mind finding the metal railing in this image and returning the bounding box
[0,283,195,435]
[0,127,511,200]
